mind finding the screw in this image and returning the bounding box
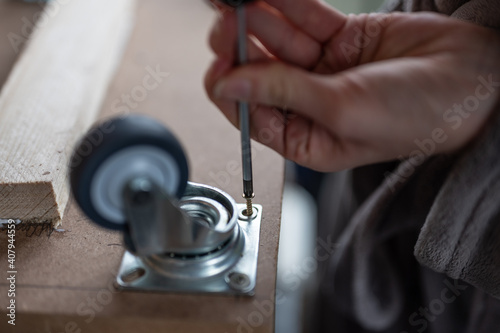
[226,272,251,292]
[242,193,255,217]
[244,198,253,216]
[121,267,146,284]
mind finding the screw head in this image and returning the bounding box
[226,272,251,292]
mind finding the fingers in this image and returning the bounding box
[247,107,346,171]
[208,10,272,62]
[204,57,239,126]
[210,0,347,44]
[204,59,339,168]
[246,2,321,68]
[263,0,346,42]
[209,5,321,68]
[206,10,274,126]
[206,89,344,171]
[211,62,336,124]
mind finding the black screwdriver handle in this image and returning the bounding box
[217,0,256,7]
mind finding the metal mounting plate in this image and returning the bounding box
[116,204,262,296]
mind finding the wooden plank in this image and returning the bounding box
[0,0,43,88]
[0,0,284,332]
[0,0,136,227]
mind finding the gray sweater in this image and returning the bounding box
[316,1,500,332]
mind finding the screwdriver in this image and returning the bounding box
[216,0,255,215]
[236,4,254,216]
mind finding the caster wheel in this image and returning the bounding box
[70,115,189,230]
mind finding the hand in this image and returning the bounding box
[205,0,500,172]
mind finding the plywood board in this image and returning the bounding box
[0,0,284,332]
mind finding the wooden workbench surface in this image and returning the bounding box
[0,1,284,332]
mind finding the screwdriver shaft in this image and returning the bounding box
[237,5,254,214]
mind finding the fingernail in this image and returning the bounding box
[214,79,252,101]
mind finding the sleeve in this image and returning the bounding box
[450,0,500,29]
[415,101,500,299]
[379,0,500,29]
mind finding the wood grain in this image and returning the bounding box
[0,0,136,227]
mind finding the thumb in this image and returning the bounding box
[212,62,335,123]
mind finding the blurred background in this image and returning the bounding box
[275,1,385,333]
